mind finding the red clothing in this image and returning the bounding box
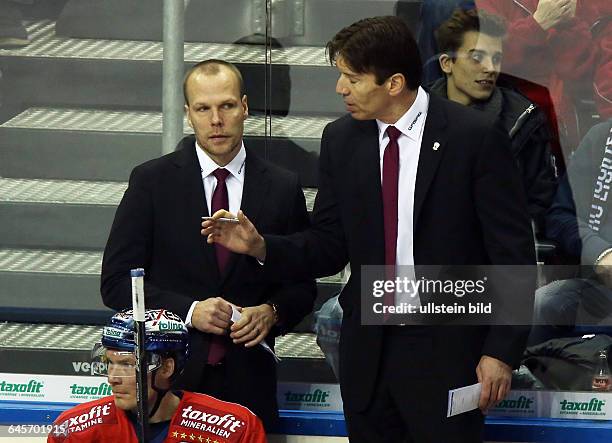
[476,0,601,162]
[47,391,267,443]
[476,0,596,90]
[594,18,612,120]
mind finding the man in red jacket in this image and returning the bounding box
[48,309,266,443]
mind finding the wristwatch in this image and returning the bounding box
[265,301,280,324]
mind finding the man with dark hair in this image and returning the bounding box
[101,59,316,430]
[417,0,473,85]
[203,16,535,442]
[432,8,556,232]
[325,16,423,92]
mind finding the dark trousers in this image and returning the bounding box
[344,327,484,443]
[528,278,612,346]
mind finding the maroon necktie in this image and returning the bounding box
[208,168,231,364]
[382,126,401,311]
[211,168,232,273]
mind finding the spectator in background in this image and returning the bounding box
[420,1,606,173]
[417,0,472,86]
[432,8,556,233]
[529,119,612,345]
[476,0,601,169]
[593,8,612,120]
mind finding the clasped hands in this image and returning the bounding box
[191,296,276,347]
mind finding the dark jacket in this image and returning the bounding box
[101,135,317,428]
[263,94,536,413]
[431,78,557,232]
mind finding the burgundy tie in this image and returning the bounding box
[208,168,231,364]
[382,126,401,311]
[211,168,232,273]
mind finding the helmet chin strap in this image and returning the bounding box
[146,354,182,419]
[148,368,168,419]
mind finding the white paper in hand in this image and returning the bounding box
[230,306,242,324]
[231,306,280,362]
[447,382,482,417]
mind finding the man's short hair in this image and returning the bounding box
[183,59,246,105]
[326,16,422,90]
[435,8,507,57]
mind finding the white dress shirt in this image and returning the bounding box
[196,141,246,216]
[376,86,429,267]
[186,141,247,327]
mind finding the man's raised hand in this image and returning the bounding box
[201,210,267,261]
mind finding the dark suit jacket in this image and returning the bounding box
[101,135,317,427]
[264,94,536,413]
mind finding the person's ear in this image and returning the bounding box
[387,73,406,97]
[160,357,175,379]
[242,95,249,118]
[185,104,193,128]
[439,54,453,75]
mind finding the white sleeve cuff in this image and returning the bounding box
[185,301,199,328]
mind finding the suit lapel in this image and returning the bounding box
[413,95,449,229]
[239,150,270,228]
[352,120,386,264]
[219,149,270,284]
[174,136,220,281]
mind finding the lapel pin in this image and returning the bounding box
[433,142,440,151]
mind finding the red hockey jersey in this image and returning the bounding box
[47,391,267,443]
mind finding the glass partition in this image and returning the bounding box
[0,0,611,432]
[267,0,612,423]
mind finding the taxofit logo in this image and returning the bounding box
[0,379,43,394]
[284,389,330,404]
[177,404,245,440]
[69,382,111,398]
[56,402,114,436]
[559,398,606,415]
[495,396,534,410]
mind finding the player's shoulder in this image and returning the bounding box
[54,396,115,423]
[51,397,120,440]
[180,391,260,419]
[172,391,264,441]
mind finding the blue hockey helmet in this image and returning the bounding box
[99,309,190,376]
